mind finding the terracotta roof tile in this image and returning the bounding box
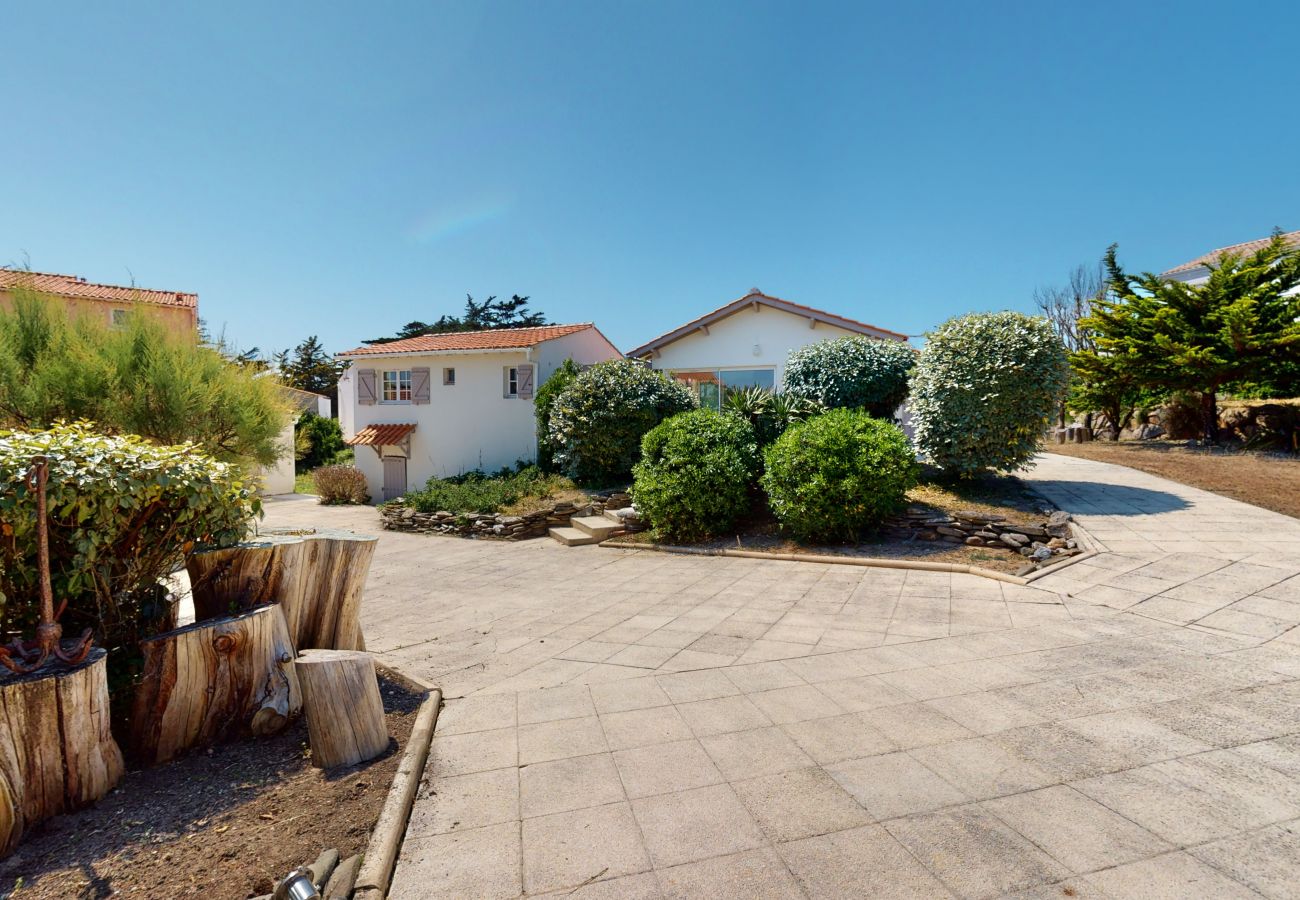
[0,269,197,308]
[346,423,416,446]
[340,323,599,356]
[1162,230,1300,276]
[627,290,907,358]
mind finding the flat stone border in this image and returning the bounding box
[600,540,1099,586]
[352,667,441,900]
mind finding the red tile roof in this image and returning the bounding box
[1162,230,1300,276]
[340,323,602,356]
[0,269,198,308]
[627,290,907,358]
[346,423,416,446]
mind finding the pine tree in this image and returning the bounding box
[365,294,544,343]
[277,335,344,398]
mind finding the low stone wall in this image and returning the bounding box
[378,489,646,540]
[884,509,1081,563]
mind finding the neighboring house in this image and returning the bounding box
[259,386,331,495]
[626,289,908,408]
[0,268,199,337]
[1162,229,1300,289]
[337,324,621,501]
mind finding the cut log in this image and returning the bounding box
[131,605,301,766]
[296,650,388,770]
[187,527,376,652]
[0,648,124,857]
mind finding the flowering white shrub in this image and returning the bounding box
[909,312,1069,476]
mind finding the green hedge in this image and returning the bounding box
[761,409,916,542]
[782,336,916,418]
[0,423,257,666]
[910,312,1069,475]
[632,409,759,541]
[548,360,696,485]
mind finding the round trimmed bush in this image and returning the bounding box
[910,312,1069,476]
[548,360,696,485]
[761,409,917,542]
[782,336,916,418]
[632,409,759,541]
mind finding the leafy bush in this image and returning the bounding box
[534,358,581,473]
[397,463,575,514]
[761,409,917,542]
[548,360,696,485]
[632,409,759,541]
[312,465,370,504]
[0,423,257,663]
[910,312,1069,476]
[722,387,823,447]
[782,336,916,418]
[295,411,345,472]
[0,289,290,468]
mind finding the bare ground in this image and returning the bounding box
[1047,441,1300,519]
[0,678,423,900]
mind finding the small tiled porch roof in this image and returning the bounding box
[346,423,416,446]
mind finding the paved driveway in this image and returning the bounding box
[263,454,1300,899]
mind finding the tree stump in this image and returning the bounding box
[0,648,124,857]
[187,528,376,652]
[131,605,302,766]
[296,650,388,770]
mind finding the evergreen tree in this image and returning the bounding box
[366,294,545,343]
[277,335,344,398]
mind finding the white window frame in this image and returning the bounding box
[443,367,456,386]
[382,369,413,403]
[505,366,519,398]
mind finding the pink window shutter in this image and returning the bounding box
[411,367,431,404]
[357,369,377,405]
[517,364,535,400]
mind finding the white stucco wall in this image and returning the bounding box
[643,304,865,388]
[339,328,620,501]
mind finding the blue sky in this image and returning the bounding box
[4,1,1297,357]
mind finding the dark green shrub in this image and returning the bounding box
[0,423,257,682]
[782,336,916,418]
[632,409,759,541]
[548,360,696,485]
[295,411,345,472]
[910,312,1069,475]
[761,409,917,542]
[312,465,370,504]
[534,358,581,473]
[723,387,823,447]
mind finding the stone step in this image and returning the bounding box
[570,515,624,540]
[548,526,601,547]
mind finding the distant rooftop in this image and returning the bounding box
[1162,229,1300,276]
[0,268,198,308]
[339,323,603,357]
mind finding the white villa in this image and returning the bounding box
[337,324,620,501]
[626,289,909,408]
[1162,229,1300,288]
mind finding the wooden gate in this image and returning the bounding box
[382,456,407,501]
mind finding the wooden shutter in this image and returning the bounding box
[410,367,431,404]
[517,364,534,400]
[357,369,377,405]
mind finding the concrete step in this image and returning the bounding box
[548,526,601,547]
[570,515,625,540]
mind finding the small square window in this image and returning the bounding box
[110,309,129,327]
[382,369,412,402]
[443,367,456,386]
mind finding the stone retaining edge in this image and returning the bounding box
[352,668,441,900]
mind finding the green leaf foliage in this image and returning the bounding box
[1074,233,1300,440]
[761,409,917,543]
[722,387,823,447]
[632,409,760,541]
[396,463,572,514]
[910,312,1069,476]
[0,290,291,468]
[0,423,258,663]
[534,358,582,473]
[295,411,345,472]
[548,360,697,485]
[782,336,916,418]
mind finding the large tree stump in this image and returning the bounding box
[0,648,124,857]
[131,605,302,766]
[187,528,376,652]
[296,650,388,770]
